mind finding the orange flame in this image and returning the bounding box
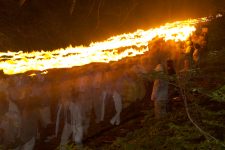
[0,17,208,75]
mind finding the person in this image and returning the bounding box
[15,76,40,150]
[60,98,84,147]
[59,81,86,149]
[92,72,104,123]
[193,43,201,68]
[0,74,9,117]
[166,59,176,76]
[151,64,168,119]
[76,75,91,135]
[28,73,52,144]
[183,59,190,72]
[0,88,8,145]
[184,40,194,70]
[199,27,208,54]
[110,89,122,125]
[0,75,26,149]
[166,60,178,110]
[19,106,39,150]
[0,99,22,149]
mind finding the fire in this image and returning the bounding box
[0,17,208,75]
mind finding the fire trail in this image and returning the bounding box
[0,17,208,75]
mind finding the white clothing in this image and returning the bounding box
[110,91,122,125]
[151,64,168,101]
[21,137,35,150]
[60,101,83,145]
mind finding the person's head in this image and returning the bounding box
[194,43,201,49]
[201,27,208,34]
[186,40,193,47]
[166,59,174,67]
[184,59,190,70]
[166,59,176,75]
[154,64,164,72]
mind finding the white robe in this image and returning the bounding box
[110,91,122,125]
[0,100,21,144]
[60,101,83,146]
[151,64,168,102]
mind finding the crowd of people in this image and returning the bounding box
[0,61,148,150]
[0,26,208,150]
[150,26,208,119]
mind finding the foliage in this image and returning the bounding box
[208,85,225,102]
[102,100,225,149]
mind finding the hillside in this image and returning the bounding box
[31,13,225,150]
[83,15,225,150]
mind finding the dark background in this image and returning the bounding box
[0,0,224,51]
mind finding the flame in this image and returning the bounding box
[0,17,208,75]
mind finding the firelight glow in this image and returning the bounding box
[0,17,208,75]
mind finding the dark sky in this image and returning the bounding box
[0,0,224,51]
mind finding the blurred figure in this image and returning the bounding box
[0,75,26,149]
[19,106,38,150]
[184,40,194,70]
[15,76,39,150]
[166,60,178,110]
[60,98,84,147]
[92,72,104,123]
[101,71,114,121]
[193,43,201,68]
[197,27,208,54]
[76,75,91,135]
[0,74,9,117]
[110,90,122,125]
[36,74,52,128]
[0,99,21,149]
[201,27,208,36]
[28,73,52,144]
[166,59,176,76]
[151,64,168,119]
[59,78,89,148]
[0,89,8,144]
